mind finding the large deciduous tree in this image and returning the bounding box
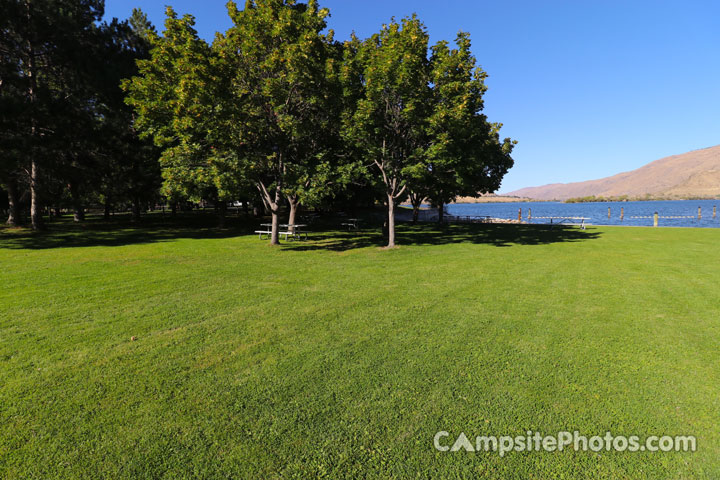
[348,23,515,235]
[126,1,344,236]
[345,16,432,248]
[123,8,225,223]
[214,0,340,243]
[421,32,515,223]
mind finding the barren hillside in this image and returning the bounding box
[506,145,720,200]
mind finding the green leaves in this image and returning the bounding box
[415,29,514,208]
[341,15,514,239]
[122,2,514,239]
[124,10,214,147]
[125,0,350,233]
[123,8,226,201]
[347,16,431,191]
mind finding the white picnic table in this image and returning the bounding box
[256,223,308,240]
[532,216,591,229]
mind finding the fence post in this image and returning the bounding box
[653,212,658,227]
[698,206,702,220]
[620,207,624,221]
[608,207,611,218]
[518,208,522,222]
[528,208,532,220]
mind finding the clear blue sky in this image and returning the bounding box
[104,0,720,193]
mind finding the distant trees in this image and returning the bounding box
[564,195,630,203]
[97,10,162,222]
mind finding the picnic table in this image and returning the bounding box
[255,223,308,240]
[341,218,360,230]
[533,216,591,229]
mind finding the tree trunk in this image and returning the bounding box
[104,198,111,220]
[270,206,280,244]
[218,200,226,228]
[287,195,300,233]
[131,196,141,222]
[242,199,249,215]
[410,194,423,224]
[437,203,444,223]
[69,182,84,222]
[5,177,20,226]
[30,158,43,231]
[171,201,177,217]
[387,195,396,248]
[26,18,43,231]
[257,181,282,245]
[270,186,281,245]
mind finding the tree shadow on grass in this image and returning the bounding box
[0,215,601,251]
[283,222,602,252]
[0,213,252,250]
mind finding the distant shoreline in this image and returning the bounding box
[403,195,720,206]
[399,195,537,207]
[452,195,537,203]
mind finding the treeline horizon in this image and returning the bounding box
[1,0,515,247]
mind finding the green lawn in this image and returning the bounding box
[1,217,718,478]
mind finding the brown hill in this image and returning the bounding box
[506,145,720,200]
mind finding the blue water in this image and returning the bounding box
[446,200,720,228]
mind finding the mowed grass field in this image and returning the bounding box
[1,216,719,478]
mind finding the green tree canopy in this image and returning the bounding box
[214,0,342,241]
[123,8,231,221]
[344,15,432,247]
[416,31,515,222]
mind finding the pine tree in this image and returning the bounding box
[0,0,105,230]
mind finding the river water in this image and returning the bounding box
[446,199,720,228]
